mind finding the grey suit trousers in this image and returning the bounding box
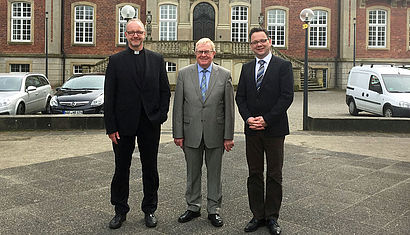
[184,141,224,214]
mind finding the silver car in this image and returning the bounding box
[0,73,53,115]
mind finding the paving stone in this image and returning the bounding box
[337,171,409,195]
[375,181,410,203]
[311,215,380,234]
[383,213,410,235]
[1,139,409,234]
[336,195,410,227]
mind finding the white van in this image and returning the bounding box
[346,65,410,117]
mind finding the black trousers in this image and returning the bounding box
[245,133,284,220]
[110,112,160,215]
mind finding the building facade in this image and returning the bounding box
[0,0,409,89]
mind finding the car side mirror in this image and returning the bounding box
[26,86,37,92]
[56,87,61,91]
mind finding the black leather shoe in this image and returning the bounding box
[109,214,126,229]
[144,213,157,228]
[178,210,201,223]
[267,219,281,235]
[244,217,265,232]
[208,214,223,227]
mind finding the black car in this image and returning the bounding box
[50,74,105,114]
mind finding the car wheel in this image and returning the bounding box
[42,98,51,114]
[16,102,25,115]
[348,99,359,116]
[384,106,393,117]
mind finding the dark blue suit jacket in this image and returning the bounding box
[235,54,294,137]
[104,48,171,136]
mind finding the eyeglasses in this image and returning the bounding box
[250,38,269,45]
[195,50,214,55]
[126,31,145,36]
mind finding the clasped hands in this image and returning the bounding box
[174,138,235,152]
[247,116,267,130]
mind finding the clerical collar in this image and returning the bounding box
[128,47,144,55]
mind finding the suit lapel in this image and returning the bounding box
[249,59,257,90]
[190,64,202,102]
[205,63,218,102]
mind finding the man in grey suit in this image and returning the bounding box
[173,38,234,227]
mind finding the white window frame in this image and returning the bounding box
[74,5,94,44]
[166,62,177,72]
[10,64,30,72]
[118,6,139,45]
[72,64,91,75]
[368,9,387,48]
[267,9,286,47]
[309,10,328,48]
[231,6,248,42]
[159,4,177,41]
[73,65,83,74]
[11,2,32,42]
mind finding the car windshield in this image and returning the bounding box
[62,75,104,90]
[382,74,410,93]
[0,76,22,91]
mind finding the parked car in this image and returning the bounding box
[50,73,105,114]
[0,73,52,115]
[346,65,410,117]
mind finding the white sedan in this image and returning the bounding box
[0,73,53,115]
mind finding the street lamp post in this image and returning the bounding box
[353,17,356,66]
[120,5,136,46]
[45,11,49,78]
[299,8,314,131]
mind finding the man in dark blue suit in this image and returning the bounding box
[236,28,294,235]
[104,19,170,229]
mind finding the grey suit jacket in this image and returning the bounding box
[172,63,234,148]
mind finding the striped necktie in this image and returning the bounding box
[200,69,208,101]
[256,60,265,91]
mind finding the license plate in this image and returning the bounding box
[64,110,83,114]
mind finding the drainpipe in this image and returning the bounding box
[335,0,341,88]
[61,0,66,84]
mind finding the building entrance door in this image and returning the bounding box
[193,3,215,41]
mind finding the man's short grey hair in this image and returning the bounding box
[195,38,215,51]
[126,18,145,31]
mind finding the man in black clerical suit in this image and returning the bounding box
[236,28,294,235]
[104,18,170,230]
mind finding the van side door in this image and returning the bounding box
[366,75,384,115]
[348,71,368,111]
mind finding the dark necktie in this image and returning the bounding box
[200,69,208,101]
[256,60,265,91]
